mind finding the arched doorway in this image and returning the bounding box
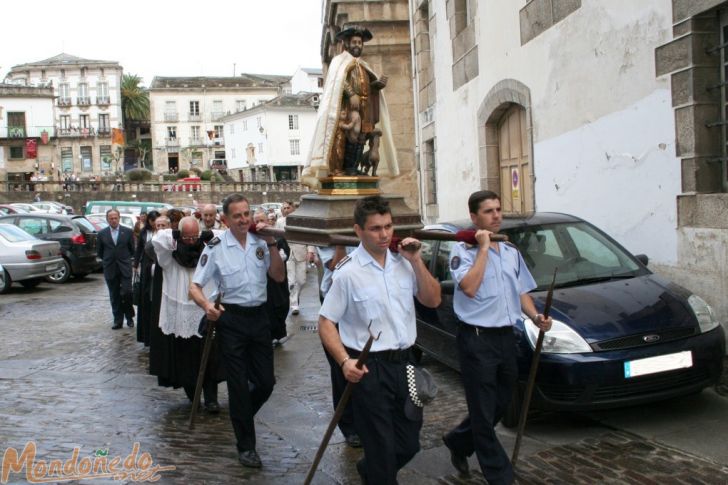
[497,105,533,213]
[477,79,535,214]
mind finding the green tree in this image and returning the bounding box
[120,74,150,128]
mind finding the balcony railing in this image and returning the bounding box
[188,137,204,146]
[7,126,26,138]
[188,113,202,122]
[56,127,96,137]
[98,128,111,137]
[213,137,224,146]
[96,96,110,105]
[164,112,178,122]
[211,111,225,121]
[57,97,72,107]
[77,97,91,106]
[165,137,180,147]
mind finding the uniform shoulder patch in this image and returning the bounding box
[206,236,221,247]
[450,255,461,270]
[334,255,351,270]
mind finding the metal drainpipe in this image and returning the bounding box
[408,0,423,219]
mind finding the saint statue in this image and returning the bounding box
[303,25,399,187]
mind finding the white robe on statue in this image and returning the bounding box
[302,50,399,187]
[152,229,219,338]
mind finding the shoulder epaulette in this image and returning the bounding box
[206,236,221,248]
[504,241,519,250]
[334,255,351,270]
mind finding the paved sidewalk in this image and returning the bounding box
[0,273,726,484]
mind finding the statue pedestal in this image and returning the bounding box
[318,175,381,196]
[284,182,422,246]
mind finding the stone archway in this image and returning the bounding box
[476,79,535,213]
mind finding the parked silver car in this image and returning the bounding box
[31,201,74,215]
[0,223,63,293]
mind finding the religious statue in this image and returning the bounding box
[303,25,399,187]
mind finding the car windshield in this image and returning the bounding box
[502,222,644,290]
[0,224,36,242]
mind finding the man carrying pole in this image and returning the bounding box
[441,190,552,485]
[318,195,441,484]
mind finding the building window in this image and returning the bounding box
[258,142,264,154]
[167,126,177,139]
[79,115,90,129]
[61,147,73,173]
[7,112,26,138]
[214,125,224,138]
[59,115,71,134]
[78,82,89,104]
[289,139,300,156]
[80,146,93,172]
[98,114,110,133]
[213,100,223,113]
[98,82,108,97]
[318,77,324,88]
[191,125,200,142]
[236,100,247,112]
[288,114,299,130]
[100,145,112,171]
[10,146,24,159]
[190,101,200,115]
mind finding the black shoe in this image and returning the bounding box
[238,450,262,468]
[127,320,134,328]
[112,323,123,330]
[345,434,362,448]
[204,401,220,414]
[442,433,469,476]
[356,460,368,485]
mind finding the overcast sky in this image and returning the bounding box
[1,0,324,86]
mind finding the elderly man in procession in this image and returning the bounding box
[151,216,224,413]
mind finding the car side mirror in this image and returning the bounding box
[635,254,649,266]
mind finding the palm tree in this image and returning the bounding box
[120,74,150,128]
[120,74,150,170]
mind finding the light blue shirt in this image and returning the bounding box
[192,229,270,306]
[450,242,536,328]
[111,227,119,245]
[320,245,418,352]
[316,246,355,297]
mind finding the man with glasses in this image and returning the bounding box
[152,216,223,413]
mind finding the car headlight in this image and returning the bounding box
[688,295,720,333]
[523,317,592,354]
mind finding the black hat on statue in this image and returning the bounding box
[335,24,373,42]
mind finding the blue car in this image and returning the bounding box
[414,213,725,427]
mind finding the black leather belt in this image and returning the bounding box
[345,346,412,363]
[458,321,513,336]
[223,303,264,315]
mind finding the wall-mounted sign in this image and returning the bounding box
[511,167,520,200]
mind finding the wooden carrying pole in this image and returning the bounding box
[511,268,558,468]
[303,327,380,485]
[188,293,222,429]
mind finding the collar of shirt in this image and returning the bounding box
[354,243,396,272]
[224,228,261,250]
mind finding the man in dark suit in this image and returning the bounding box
[97,209,135,329]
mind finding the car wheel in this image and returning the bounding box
[20,278,42,289]
[0,269,11,294]
[501,385,522,429]
[46,258,71,284]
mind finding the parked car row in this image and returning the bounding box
[413,212,725,426]
[0,213,101,287]
[0,202,74,215]
[0,224,64,293]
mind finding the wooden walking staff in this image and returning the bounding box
[188,292,222,430]
[511,268,558,468]
[303,323,381,485]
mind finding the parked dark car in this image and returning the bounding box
[0,214,101,284]
[414,213,726,426]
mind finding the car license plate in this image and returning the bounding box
[624,351,692,378]
[45,263,59,271]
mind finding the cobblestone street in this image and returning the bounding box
[1,273,727,484]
